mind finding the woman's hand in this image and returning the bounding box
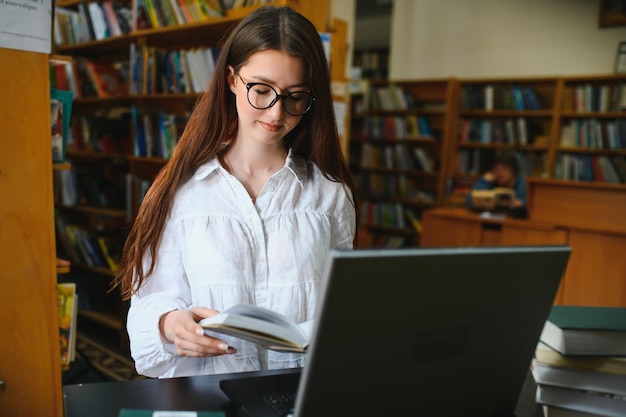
[510,198,523,209]
[160,307,236,357]
[482,172,495,182]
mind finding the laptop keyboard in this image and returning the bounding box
[263,392,296,417]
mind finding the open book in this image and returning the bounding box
[198,304,314,353]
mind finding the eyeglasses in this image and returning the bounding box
[237,74,315,116]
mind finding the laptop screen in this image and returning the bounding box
[222,245,571,417]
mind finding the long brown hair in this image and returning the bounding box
[113,5,359,300]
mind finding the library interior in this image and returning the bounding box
[2,0,626,416]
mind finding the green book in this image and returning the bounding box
[539,306,626,357]
[118,410,225,417]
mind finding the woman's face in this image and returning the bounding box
[229,49,309,148]
[493,163,516,187]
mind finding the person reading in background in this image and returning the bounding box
[111,6,358,378]
[466,151,527,216]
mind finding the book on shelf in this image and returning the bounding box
[54,2,132,46]
[85,61,127,98]
[87,1,110,40]
[535,384,626,417]
[57,282,78,369]
[461,84,542,110]
[50,88,73,163]
[199,304,314,353]
[539,306,626,357]
[404,207,423,234]
[97,236,122,273]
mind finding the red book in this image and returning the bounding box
[54,63,70,91]
[85,61,127,97]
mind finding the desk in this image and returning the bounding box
[63,368,542,417]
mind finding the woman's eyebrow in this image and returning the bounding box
[249,75,309,89]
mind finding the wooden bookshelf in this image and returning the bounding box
[350,74,626,250]
[350,78,456,247]
[447,76,559,206]
[445,75,626,207]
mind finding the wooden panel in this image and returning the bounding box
[500,224,569,246]
[0,50,63,415]
[562,230,626,307]
[287,0,330,31]
[501,223,570,305]
[527,179,626,234]
[480,226,501,246]
[421,209,482,247]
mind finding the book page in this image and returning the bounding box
[297,320,315,340]
[224,304,297,330]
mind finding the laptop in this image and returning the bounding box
[220,245,571,417]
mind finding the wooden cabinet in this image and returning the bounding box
[421,207,568,248]
[421,179,626,307]
[0,49,63,416]
[350,79,456,247]
[420,207,486,247]
[564,230,626,307]
[526,178,626,307]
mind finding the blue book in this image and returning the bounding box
[511,86,525,110]
[132,105,147,157]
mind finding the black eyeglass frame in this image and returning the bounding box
[237,74,315,116]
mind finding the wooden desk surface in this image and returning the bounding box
[63,368,541,417]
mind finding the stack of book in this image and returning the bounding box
[532,306,626,417]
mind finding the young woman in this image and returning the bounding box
[112,6,358,378]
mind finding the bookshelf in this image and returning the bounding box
[446,75,626,206]
[353,48,389,80]
[554,75,626,184]
[350,78,456,247]
[447,77,558,206]
[50,0,343,355]
[350,75,626,249]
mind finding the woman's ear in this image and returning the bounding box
[227,66,237,94]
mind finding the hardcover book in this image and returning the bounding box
[535,384,626,417]
[532,360,626,397]
[539,306,626,357]
[535,342,626,375]
[199,304,314,353]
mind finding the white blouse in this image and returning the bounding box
[127,151,356,378]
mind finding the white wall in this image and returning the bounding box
[332,0,357,79]
[389,0,626,79]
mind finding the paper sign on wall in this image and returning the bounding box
[0,0,51,54]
